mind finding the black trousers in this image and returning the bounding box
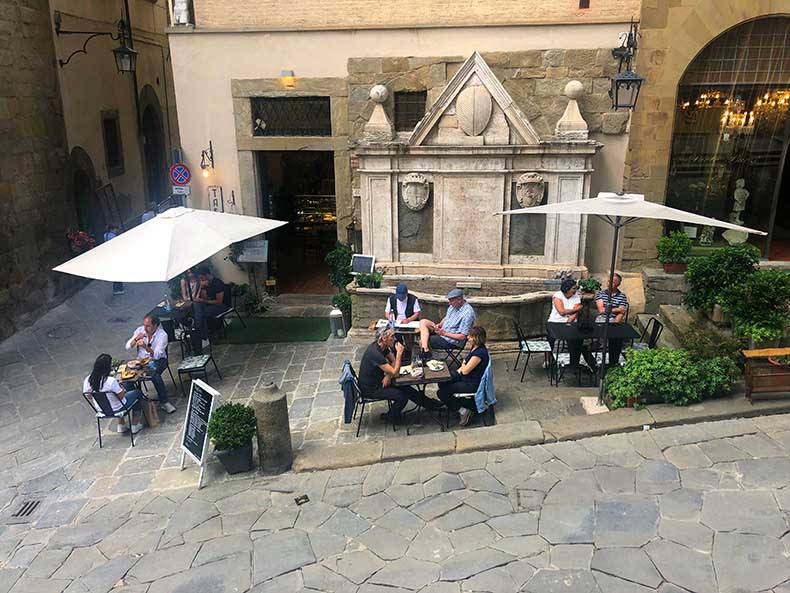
[606,339,624,366]
[437,376,478,412]
[365,385,436,416]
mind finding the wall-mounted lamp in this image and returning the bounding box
[608,18,644,111]
[200,141,214,178]
[280,70,296,88]
[53,9,137,73]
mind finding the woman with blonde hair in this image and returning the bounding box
[437,326,489,426]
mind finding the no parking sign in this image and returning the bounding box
[169,163,191,186]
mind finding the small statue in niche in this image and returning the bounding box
[730,178,750,226]
[515,172,545,208]
[173,0,191,24]
[698,225,715,246]
[401,173,430,211]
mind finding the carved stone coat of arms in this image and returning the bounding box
[515,172,545,208]
[402,173,430,211]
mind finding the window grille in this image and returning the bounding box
[394,91,427,132]
[251,97,332,136]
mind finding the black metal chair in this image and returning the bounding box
[214,282,246,338]
[82,391,141,448]
[177,353,222,397]
[631,317,664,351]
[512,320,552,382]
[437,337,468,369]
[349,365,396,437]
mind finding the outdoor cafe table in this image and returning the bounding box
[113,360,159,426]
[393,363,452,434]
[546,321,640,383]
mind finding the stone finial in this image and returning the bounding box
[555,80,589,140]
[363,84,394,142]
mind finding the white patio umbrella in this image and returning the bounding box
[53,206,287,283]
[497,192,767,403]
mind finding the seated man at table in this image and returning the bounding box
[359,326,442,425]
[192,266,230,353]
[595,272,629,366]
[125,315,176,413]
[418,288,476,360]
[385,283,421,324]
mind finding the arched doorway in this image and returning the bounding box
[665,16,790,258]
[140,85,167,205]
[66,147,102,239]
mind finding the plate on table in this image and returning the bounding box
[409,367,424,378]
[127,360,141,369]
[399,365,413,376]
[426,360,444,372]
[121,370,136,380]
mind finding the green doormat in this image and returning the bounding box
[216,317,330,344]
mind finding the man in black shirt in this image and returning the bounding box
[359,326,441,424]
[192,266,230,352]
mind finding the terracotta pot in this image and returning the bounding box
[662,262,687,274]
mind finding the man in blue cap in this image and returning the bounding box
[385,283,421,324]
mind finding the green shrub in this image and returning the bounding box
[332,291,352,319]
[355,271,383,288]
[325,243,353,291]
[578,277,602,293]
[207,403,257,451]
[720,268,790,343]
[683,243,760,311]
[605,348,738,409]
[678,322,746,365]
[656,231,692,264]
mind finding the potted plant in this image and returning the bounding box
[355,271,384,288]
[207,403,257,474]
[577,277,601,294]
[66,230,96,255]
[721,268,790,349]
[656,231,692,274]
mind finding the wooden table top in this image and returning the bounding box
[394,365,453,387]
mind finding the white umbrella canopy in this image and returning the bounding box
[498,192,767,236]
[497,192,766,404]
[53,207,287,282]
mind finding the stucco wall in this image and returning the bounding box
[193,0,641,30]
[51,0,179,222]
[168,22,633,281]
[621,0,789,270]
[0,0,83,339]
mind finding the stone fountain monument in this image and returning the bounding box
[351,52,602,339]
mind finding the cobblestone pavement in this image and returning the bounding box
[1,414,790,592]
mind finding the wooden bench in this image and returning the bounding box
[743,348,790,402]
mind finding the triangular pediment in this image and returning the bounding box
[409,52,540,146]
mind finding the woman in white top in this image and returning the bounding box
[547,278,597,369]
[83,354,144,434]
[181,268,201,302]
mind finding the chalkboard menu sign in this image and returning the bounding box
[181,379,218,466]
[351,254,375,275]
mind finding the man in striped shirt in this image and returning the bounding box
[418,288,476,359]
[595,273,629,366]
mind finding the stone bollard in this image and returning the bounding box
[252,382,293,473]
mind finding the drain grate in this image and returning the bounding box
[6,499,43,524]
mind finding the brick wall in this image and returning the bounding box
[194,0,640,30]
[0,2,81,339]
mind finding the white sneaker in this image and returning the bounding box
[116,422,129,433]
[131,423,144,434]
[458,407,472,427]
[161,402,177,414]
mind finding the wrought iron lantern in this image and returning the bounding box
[112,41,137,74]
[608,19,644,110]
[54,8,136,74]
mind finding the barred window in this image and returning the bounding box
[251,97,332,136]
[394,91,427,132]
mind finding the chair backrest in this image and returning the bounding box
[84,391,122,416]
[223,283,233,308]
[347,364,362,404]
[642,317,664,349]
[161,318,177,342]
[513,319,529,349]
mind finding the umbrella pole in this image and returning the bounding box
[598,216,621,405]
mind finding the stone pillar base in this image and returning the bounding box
[252,382,292,473]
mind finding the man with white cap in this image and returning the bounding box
[385,283,421,324]
[418,288,476,359]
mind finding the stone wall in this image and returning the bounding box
[642,267,687,315]
[194,0,640,30]
[621,1,786,270]
[0,1,81,339]
[347,50,627,144]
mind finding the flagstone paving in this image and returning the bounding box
[0,415,789,592]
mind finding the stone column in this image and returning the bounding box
[252,382,292,473]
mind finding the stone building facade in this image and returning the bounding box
[168,1,637,285]
[0,0,81,339]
